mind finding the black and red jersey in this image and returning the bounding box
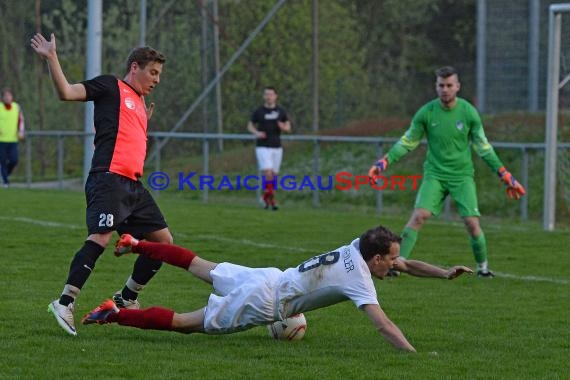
[250,105,289,148]
[82,75,148,180]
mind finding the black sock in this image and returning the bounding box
[120,287,138,301]
[59,295,75,306]
[59,240,105,305]
[121,255,163,300]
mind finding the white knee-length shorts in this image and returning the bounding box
[255,147,283,173]
[203,262,283,334]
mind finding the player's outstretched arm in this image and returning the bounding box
[30,33,87,101]
[469,119,526,200]
[362,304,416,352]
[368,116,425,180]
[394,259,473,279]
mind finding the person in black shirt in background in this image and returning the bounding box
[247,86,291,210]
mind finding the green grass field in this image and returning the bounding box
[1,189,569,379]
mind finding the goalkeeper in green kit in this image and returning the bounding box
[368,66,526,277]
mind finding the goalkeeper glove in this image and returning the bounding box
[368,156,389,179]
[498,166,526,200]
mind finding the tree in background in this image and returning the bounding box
[348,0,476,116]
[0,0,475,136]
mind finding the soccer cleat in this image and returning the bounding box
[113,292,141,309]
[48,300,77,336]
[81,299,120,325]
[272,205,279,211]
[477,269,495,278]
[114,234,139,256]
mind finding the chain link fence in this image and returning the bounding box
[480,0,570,113]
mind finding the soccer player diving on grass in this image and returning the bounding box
[369,66,526,278]
[82,225,473,352]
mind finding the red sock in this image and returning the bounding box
[262,190,269,203]
[266,182,277,205]
[133,241,196,270]
[266,182,274,197]
[108,307,175,330]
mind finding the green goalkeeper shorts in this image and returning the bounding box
[414,176,480,217]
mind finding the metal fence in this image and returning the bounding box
[17,130,570,224]
[478,0,570,113]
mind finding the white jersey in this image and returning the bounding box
[203,238,379,333]
[276,238,379,318]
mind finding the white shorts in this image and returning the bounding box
[203,262,283,334]
[255,147,283,173]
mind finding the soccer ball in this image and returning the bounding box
[267,313,307,341]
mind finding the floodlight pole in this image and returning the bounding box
[213,0,224,152]
[476,0,486,112]
[201,0,209,134]
[139,0,147,46]
[543,4,570,231]
[527,0,540,112]
[311,0,319,207]
[83,0,102,185]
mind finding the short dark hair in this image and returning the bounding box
[435,66,458,79]
[1,88,12,96]
[125,46,166,74]
[264,86,278,94]
[359,225,402,261]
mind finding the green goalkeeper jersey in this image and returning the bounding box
[386,97,503,180]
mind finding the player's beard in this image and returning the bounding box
[439,94,455,108]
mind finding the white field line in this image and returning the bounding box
[0,216,83,229]
[183,233,318,254]
[493,272,568,285]
[2,216,568,285]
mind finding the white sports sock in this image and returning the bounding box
[125,276,145,293]
[62,284,81,299]
[476,261,488,272]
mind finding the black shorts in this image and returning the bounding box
[85,172,168,236]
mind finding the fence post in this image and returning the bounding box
[152,136,161,198]
[203,137,209,203]
[521,147,529,220]
[154,136,161,173]
[256,168,261,205]
[375,143,383,214]
[26,135,32,188]
[57,135,64,190]
[312,138,320,207]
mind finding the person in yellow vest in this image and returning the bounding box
[0,88,25,187]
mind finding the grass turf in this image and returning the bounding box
[0,188,568,379]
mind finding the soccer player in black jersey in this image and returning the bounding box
[247,87,291,210]
[31,32,173,336]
